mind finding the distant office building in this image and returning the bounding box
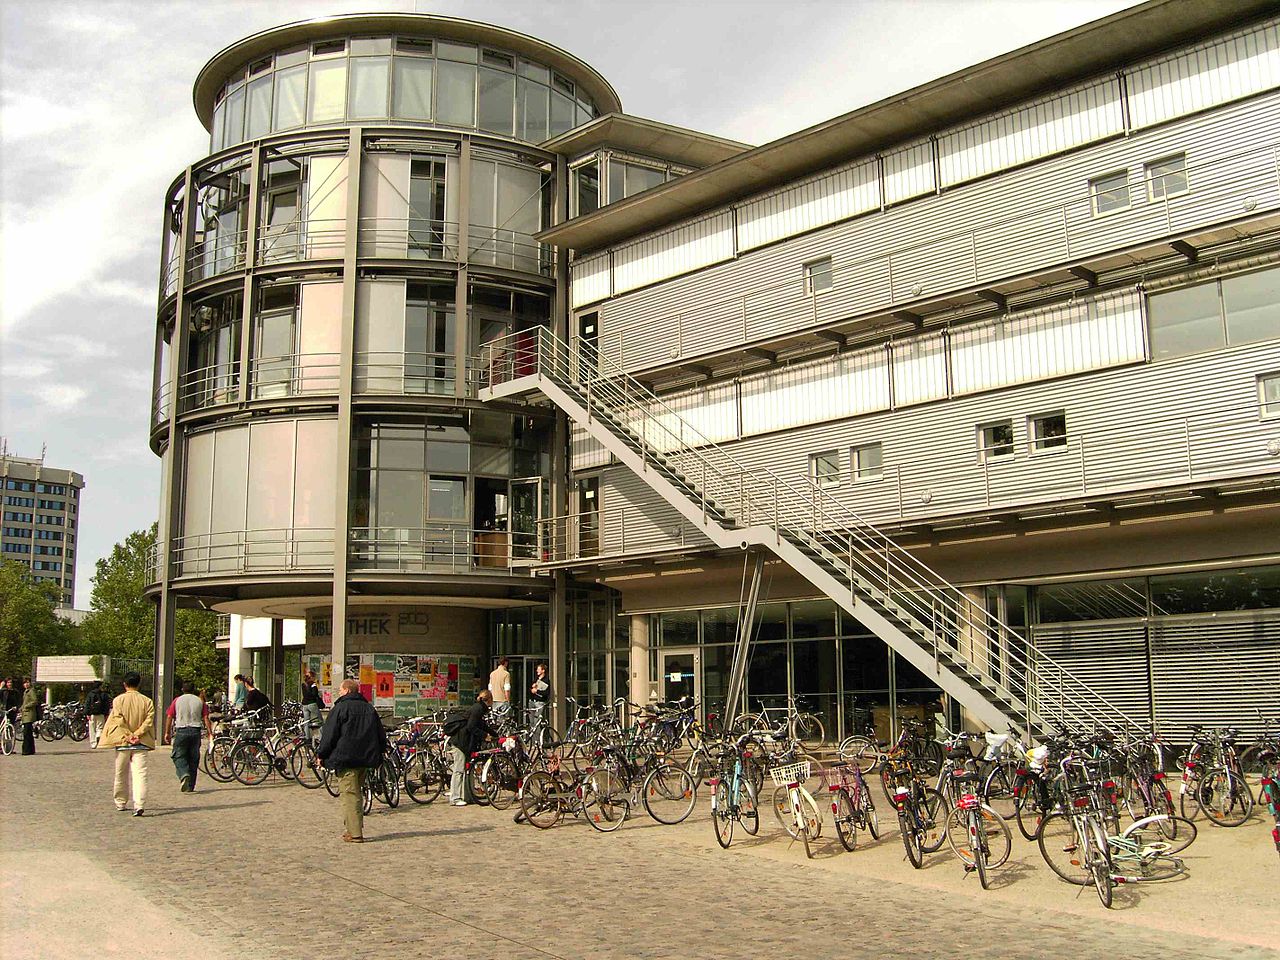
[149,2,1280,736]
[1,453,84,607]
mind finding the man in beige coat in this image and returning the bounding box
[96,672,155,816]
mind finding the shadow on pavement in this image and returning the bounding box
[146,801,270,816]
[360,825,496,842]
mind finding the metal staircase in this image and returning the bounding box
[478,327,1141,734]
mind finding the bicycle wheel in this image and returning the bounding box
[206,737,235,783]
[381,760,401,808]
[361,774,373,814]
[1179,773,1204,821]
[642,763,697,825]
[1199,768,1253,827]
[795,713,825,746]
[974,820,990,890]
[918,787,947,853]
[0,723,14,755]
[1121,814,1198,856]
[403,753,442,805]
[862,791,881,840]
[982,764,1016,816]
[800,817,814,858]
[323,765,340,797]
[485,752,520,812]
[712,780,734,849]
[833,787,857,851]
[837,735,879,773]
[231,742,272,786]
[583,769,627,832]
[1037,813,1089,885]
[946,805,1010,870]
[1015,779,1048,841]
[900,805,924,868]
[1088,818,1113,908]
[468,759,491,806]
[290,742,324,789]
[740,778,760,835]
[68,717,88,742]
[38,721,58,742]
[520,770,562,829]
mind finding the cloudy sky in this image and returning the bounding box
[0,0,1135,604]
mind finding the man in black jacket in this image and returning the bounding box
[449,690,492,806]
[316,680,387,842]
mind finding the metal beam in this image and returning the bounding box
[974,289,1008,311]
[724,551,764,727]
[893,310,924,329]
[814,329,847,346]
[682,363,713,380]
[1068,265,1099,286]
[1169,239,1198,263]
[744,346,776,363]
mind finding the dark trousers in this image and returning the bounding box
[171,728,201,787]
[21,722,35,755]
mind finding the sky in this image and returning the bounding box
[0,0,1137,606]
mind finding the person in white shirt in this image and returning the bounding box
[488,658,512,721]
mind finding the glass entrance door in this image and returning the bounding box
[509,476,542,561]
[660,648,700,705]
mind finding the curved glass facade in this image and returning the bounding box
[209,35,599,153]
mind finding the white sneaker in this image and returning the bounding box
[451,799,467,806]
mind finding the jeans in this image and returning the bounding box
[336,768,365,838]
[449,745,467,803]
[113,749,149,811]
[301,702,322,743]
[170,727,202,788]
[88,714,106,748]
[491,701,512,723]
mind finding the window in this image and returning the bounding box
[348,56,389,119]
[272,64,306,130]
[809,450,841,488]
[1222,268,1280,346]
[572,160,599,218]
[1260,373,1280,419]
[436,59,477,127]
[307,58,347,123]
[804,257,834,295]
[607,159,665,203]
[477,66,516,136]
[391,56,432,121]
[1029,412,1068,452]
[978,420,1014,461]
[1145,153,1188,201]
[1148,282,1224,360]
[851,443,883,481]
[1090,169,1130,215]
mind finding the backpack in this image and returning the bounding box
[442,707,469,737]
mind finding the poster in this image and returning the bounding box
[375,671,395,701]
[359,683,373,701]
[394,680,413,697]
[394,695,419,718]
[395,656,417,678]
[359,663,375,685]
[373,654,398,672]
[345,655,361,681]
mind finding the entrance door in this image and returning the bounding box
[509,476,542,561]
[660,648,700,705]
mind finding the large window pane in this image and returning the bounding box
[247,421,294,531]
[1037,577,1148,622]
[375,470,423,529]
[496,163,542,236]
[550,91,575,138]
[1148,282,1224,360]
[517,77,548,142]
[349,57,389,119]
[273,65,307,130]
[211,101,226,153]
[428,477,466,520]
[746,643,788,704]
[702,607,738,644]
[307,59,347,123]
[791,599,837,638]
[292,420,335,529]
[245,75,273,139]
[573,160,599,216]
[658,611,697,646]
[224,87,246,146]
[1222,268,1280,346]
[754,602,787,641]
[477,67,515,136]
[391,57,432,120]
[436,60,477,127]
[1150,566,1280,615]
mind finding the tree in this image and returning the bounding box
[79,524,226,695]
[0,560,77,678]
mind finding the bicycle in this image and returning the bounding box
[518,754,629,832]
[887,757,946,868]
[828,761,879,851]
[944,767,1011,890]
[736,695,826,746]
[1036,755,1119,908]
[769,758,822,858]
[1258,746,1279,861]
[0,708,17,755]
[709,739,761,848]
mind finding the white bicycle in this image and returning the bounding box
[769,759,823,858]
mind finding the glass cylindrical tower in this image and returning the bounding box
[147,14,621,714]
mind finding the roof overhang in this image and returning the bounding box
[540,113,751,168]
[194,13,623,131]
[539,0,1277,253]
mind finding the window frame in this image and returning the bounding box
[977,419,1015,463]
[850,442,884,483]
[1028,411,1069,454]
[1089,169,1131,217]
[803,256,834,296]
[1259,372,1280,420]
[1145,153,1189,202]
[809,449,842,489]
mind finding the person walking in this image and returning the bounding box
[448,689,493,807]
[300,671,323,742]
[488,658,511,722]
[96,672,155,816]
[85,680,111,748]
[163,682,213,792]
[19,678,39,755]
[529,662,550,726]
[315,679,386,843]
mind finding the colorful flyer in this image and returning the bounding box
[375,671,395,700]
[359,663,375,685]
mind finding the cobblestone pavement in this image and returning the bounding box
[3,741,1278,960]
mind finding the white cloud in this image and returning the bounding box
[42,385,89,410]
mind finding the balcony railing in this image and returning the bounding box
[354,351,458,396]
[357,217,461,261]
[467,225,553,276]
[186,228,248,283]
[257,217,347,264]
[180,362,240,412]
[249,352,341,398]
[170,529,335,577]
[349,526,536,572]
[152,381,172,426]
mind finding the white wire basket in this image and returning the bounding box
[768,760,811,787]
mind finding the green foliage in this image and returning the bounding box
[0,560,77,678]
[79,524,226,696]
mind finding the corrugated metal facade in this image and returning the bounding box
[591,337,1280,541]
[1128,20,1280,129]
[736,158,879,252]
[883,139,935,207]
[569,252,611,309]
[611,210,735,297]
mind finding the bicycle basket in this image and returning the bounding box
[768,760,811,787]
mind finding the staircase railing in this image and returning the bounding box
[480,327,1140,732]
